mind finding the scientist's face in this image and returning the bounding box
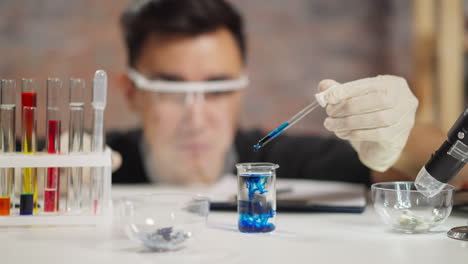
[123,28,244,185]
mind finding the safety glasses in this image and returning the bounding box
[127,69,248,106]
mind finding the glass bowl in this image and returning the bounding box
[371,182,455,233]
[117,193,210,251]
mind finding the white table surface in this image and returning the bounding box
[1,185,467,264]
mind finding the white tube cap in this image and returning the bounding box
[93,70,108,109]
[314,85,336,107]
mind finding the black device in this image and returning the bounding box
[423,108,468,184]
[416,108,468,241]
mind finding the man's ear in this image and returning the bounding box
[118,72,139,112]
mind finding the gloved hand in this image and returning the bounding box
[315,75,419,172]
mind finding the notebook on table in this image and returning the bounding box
[207,175,367,213]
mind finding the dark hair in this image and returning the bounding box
[120,0,246,67]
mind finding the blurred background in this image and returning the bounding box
[0,0,465,137]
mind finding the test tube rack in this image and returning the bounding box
[0,148,112,226]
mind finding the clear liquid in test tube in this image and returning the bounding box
[91,70,107,215]
[67,78,85,214]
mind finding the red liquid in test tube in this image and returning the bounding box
[44,120,61,212]
[22,92,36,108]
[22,92,36,142]
[44,78,63,213]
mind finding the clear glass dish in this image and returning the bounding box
[116,193,209,251]
[371,181,454,233]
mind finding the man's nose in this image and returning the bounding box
[185,93,206,130]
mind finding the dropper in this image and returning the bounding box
[253,88,333,151]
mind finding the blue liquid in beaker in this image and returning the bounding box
[238,174,275,233]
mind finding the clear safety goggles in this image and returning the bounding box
[127,69,248,106]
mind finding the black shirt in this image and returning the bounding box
[107,129,371,185]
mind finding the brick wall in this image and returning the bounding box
[236,0,412,135]
[0,0,411,137]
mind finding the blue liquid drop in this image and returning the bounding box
[253,144,261,152]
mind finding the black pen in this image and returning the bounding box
[233,187,293,201]
[277,187,293,196]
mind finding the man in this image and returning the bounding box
[109,0,467,189]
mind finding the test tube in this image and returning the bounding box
[236,163,278,233]
[20,79,37,215]
[66,78,85,214]
[44,78,62,213]
[91,70,107,215]
[0,80,16,216]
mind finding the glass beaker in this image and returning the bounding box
[236,162,279,233]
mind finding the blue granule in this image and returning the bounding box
[139,227,191,251]
[157,227,173,241]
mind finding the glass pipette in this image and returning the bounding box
[253,86,334,152]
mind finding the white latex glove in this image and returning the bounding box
[315,75,418,172]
